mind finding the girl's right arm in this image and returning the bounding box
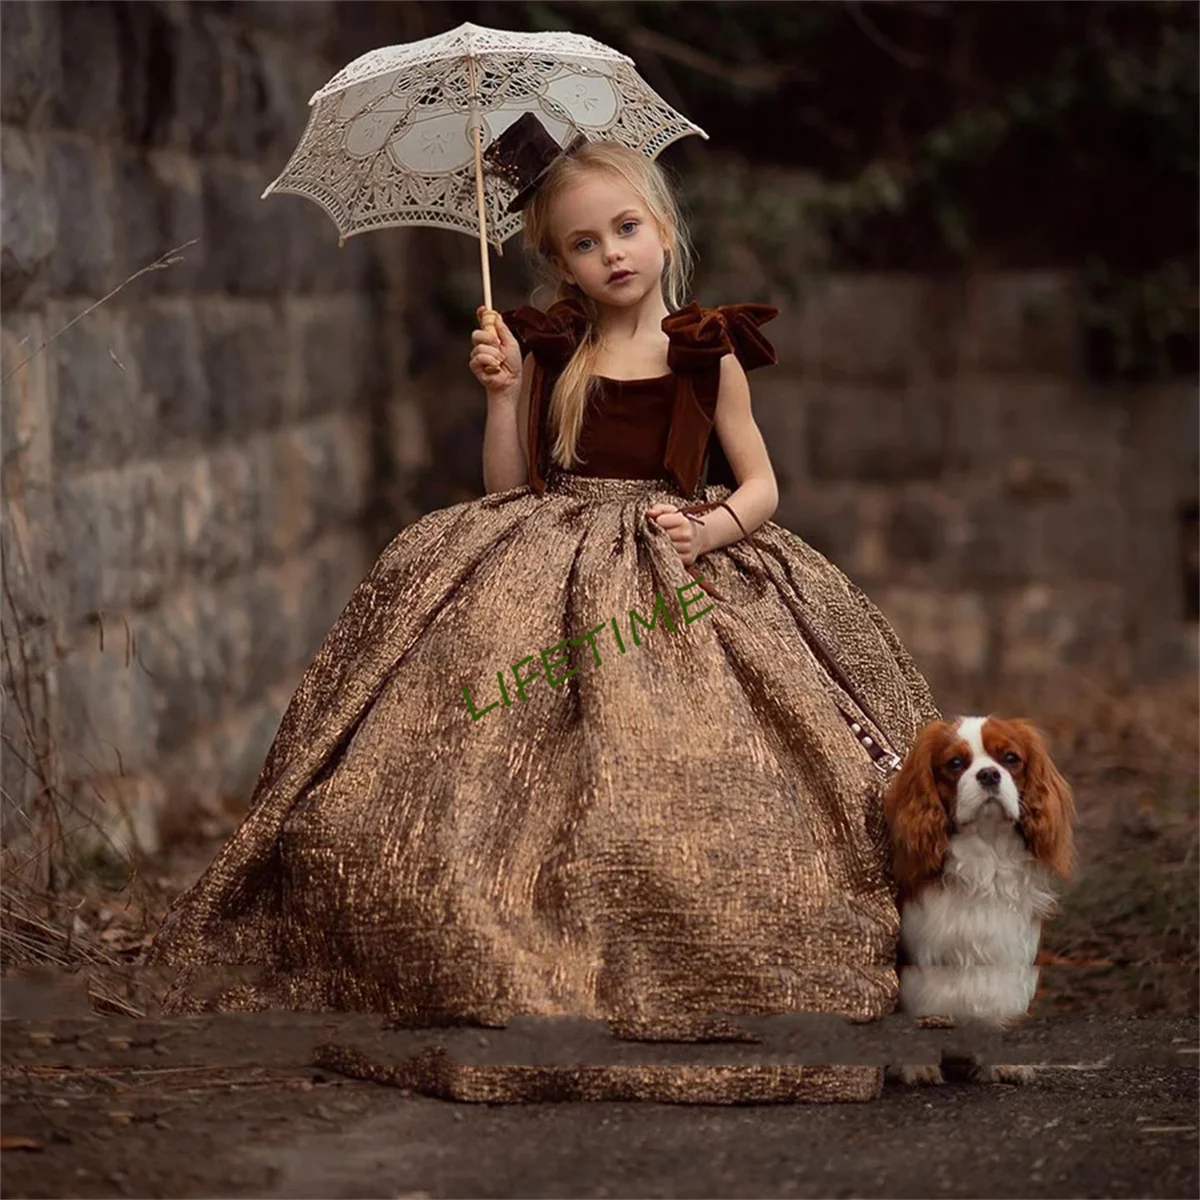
[471,311,529,494]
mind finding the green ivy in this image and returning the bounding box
[1081,260,1197,381]
[491,0,1197,377]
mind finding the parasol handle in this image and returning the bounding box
[467,58,500,375]
[471,120,494,315]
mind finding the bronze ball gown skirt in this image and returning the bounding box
[149,473,940,1103]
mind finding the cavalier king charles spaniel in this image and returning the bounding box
[883,716,1076,1084]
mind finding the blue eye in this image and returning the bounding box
[620,220,638,234]
[573,238,595,252]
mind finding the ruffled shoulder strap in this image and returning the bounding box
[502,297,589,366]
[663,302,779,374]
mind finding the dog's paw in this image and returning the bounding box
[974,1063,1037,1085]
[886,1063,945,1086]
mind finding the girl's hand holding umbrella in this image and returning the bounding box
[469,307,521,396]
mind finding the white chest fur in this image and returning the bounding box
[898,819,1059,1024]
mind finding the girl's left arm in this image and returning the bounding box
[698,354,780,553]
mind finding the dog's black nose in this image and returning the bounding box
[976,766,1001,788]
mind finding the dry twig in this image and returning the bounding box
[1,239,198,386]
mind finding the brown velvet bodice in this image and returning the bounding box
[502,300,779,499]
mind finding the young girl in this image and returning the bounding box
[151,134,940,1104]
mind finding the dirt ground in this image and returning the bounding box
[1,988,1197,1200]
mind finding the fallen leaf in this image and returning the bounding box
[0,1136,44,1152]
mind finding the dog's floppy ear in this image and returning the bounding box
[884,721,953,898]
[1011,720,1076,880]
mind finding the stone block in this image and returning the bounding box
[872,586,990,683]
[1125,380,1199,496]
[959,272,1082,376]
[957,484,1128,587]
[749,373,809,489]
[0,622,55,842]
[313,411,373,524]
[370,231,412,302]
[165,5,224,154]
[200,159,292,294]
[279,189,378,294]
[1,127,56,310]
[213,29,302,163]
[56,462,180,620]
[132,589,216,758]
[134,298,212,450]
[1,0,63,129]
[51,767,170,859]
[199,300,289,437]
[1,487,60,640]
[279,198,371,295]
[202,571,274,710]
[298,530,372,659]
[210,692,286,806]
[176,447,256,583]
[998,583,1128,680]
[144,152,206,294]
[192,576,253,717]
[885,488,953,568]
[109,145,165,283]
[289,295,381,417]
[256,413,374,547]
[94,771,172,857]
[49,302,154,470]
[800,274,926,384]
[56,0,123,138]
[1122,381,1200,675]
[807,381,950,482]
[111,145,202,295]
[915,276,974,379]
[55,614,163,782]
[262,530,372,678]
[236,0,335,53]
[1,313,54,490]
[46,134,118,297]
[385,398,430,475]
[237,559,309,701]
[110,1,188,148]
[779,483,864,569]
[947,378,1126,479]
[249,427,320,562]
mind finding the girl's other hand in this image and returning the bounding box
[470,307,522,396]
[645,503,707,567]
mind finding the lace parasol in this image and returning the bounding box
[261,21,706,313]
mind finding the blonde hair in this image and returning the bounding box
[522,141,694,471]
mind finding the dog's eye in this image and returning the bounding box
[945,756,965,772]
[1002,751,1021,766]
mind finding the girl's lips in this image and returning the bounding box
[608,270,634,283]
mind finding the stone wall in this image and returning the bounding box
[2,2,1195,862]
[0,0,427,859]
[756,272,1197,712]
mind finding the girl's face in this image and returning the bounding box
[549,175,670,309]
